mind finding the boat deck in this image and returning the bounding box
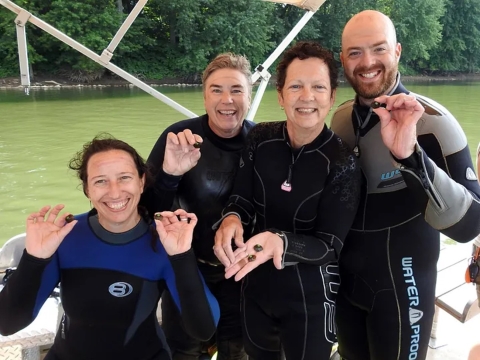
[427,306,480,360]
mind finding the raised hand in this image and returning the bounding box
[154,209,197,256]
[372,94,425,159]
[225,231,284,281]
[213,215,246,267]
[25,204,78,259]
[162,130,203,176]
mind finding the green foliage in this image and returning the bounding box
[308,0,379,54]
[429,0,480,73]
[0,4,45,78]
[150,0,276,78]
[386,0,445,67]
[0,0,478,80]
[39,0,122,75]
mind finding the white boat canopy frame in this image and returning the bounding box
[0,0,327,120]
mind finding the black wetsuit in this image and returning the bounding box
[475,143,480,307]
[330,78,480,360]
[218,122,361,360]
[142,114,255,360]
[0,211,219,360]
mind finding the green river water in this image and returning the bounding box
[1,82,479,245]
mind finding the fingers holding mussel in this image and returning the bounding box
[154,212,190,223]
[371,101,387,109]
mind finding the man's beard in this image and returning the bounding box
[344,65,397,99]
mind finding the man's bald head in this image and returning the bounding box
[340,10,401,103]
[342,10,397,51]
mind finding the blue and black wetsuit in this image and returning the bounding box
[142,114,255,359]
[0,211,219,360]
[330,78,480,360]
[218,121,361,360]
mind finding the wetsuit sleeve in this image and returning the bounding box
[0,250,59,335]
[274,149,361,267]
[141,130,183,215]
[164,249,219,341]
[393,134,480,243]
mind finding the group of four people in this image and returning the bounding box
[1,9,480,360]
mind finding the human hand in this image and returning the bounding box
[154,209,197,256]
[25,204,77,259]
[225,231,284,281]
[163,130,203,176]
[373,94,424,159]
[213,215,246,267]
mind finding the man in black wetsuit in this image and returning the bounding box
[330,10,480,360]
[142,53,254,360]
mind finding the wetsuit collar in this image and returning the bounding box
[353,74,409,131]
[282,122,332,152]
[88,208,150,244]
[201,114,251,152]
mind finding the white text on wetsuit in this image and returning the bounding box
[402,257,422,360]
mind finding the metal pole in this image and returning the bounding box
[0,0,196,118]
[0,0,22,13]
[247,10,316,121]
[247,78,269,121]
[100,0,148,64]
[15,9,31,88]
[251,11,315,83]
[28,13,197,117]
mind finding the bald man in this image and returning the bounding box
[330,10,480,360]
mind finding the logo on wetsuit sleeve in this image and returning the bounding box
[402,257,423,360]
[321,264,340,343]
[109,282,133,297]
[466,167,478,181]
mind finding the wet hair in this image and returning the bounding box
[276,41,338,95]
[69,133,159,248]
[202,53,253,96]
[69,133,151,197]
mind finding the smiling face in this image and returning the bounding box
[340,10,401,103]
[86,150,145,233]
[204,68,251,138]
[278,57,335,136]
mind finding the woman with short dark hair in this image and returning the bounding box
[214,42,361,360]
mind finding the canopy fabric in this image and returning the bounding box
[263,0,326,12]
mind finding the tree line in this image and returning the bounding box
[1,0,479,82]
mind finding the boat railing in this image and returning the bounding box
[0,0,326,121]
[0,1,328,358]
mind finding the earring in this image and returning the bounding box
[280,106,284,110]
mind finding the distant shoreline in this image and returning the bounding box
[2,73,480,89]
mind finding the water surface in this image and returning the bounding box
[1,82,479,245]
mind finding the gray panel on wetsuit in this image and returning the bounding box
[333,95,477,232]
[414,93,467,156]
[332,101,407,194]
[412,93,475,230]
